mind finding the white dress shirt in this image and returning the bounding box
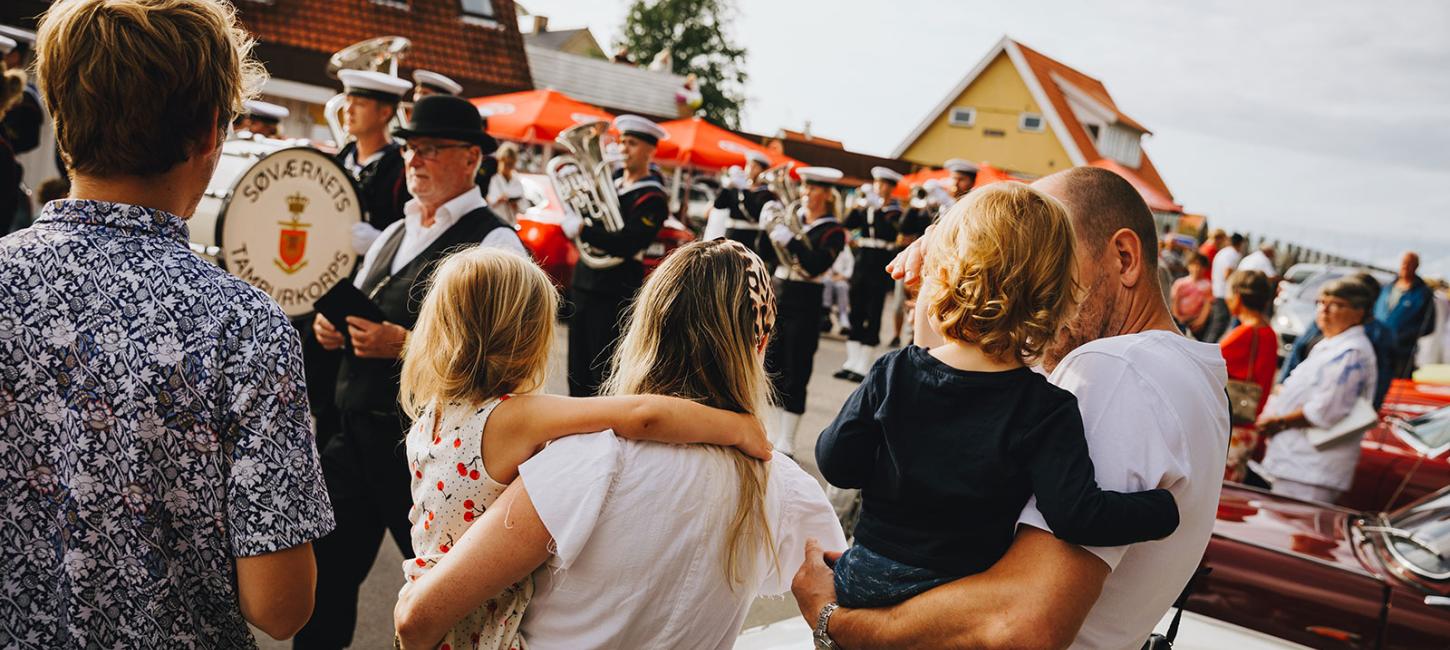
[1260,324,1377,491]
[353,186,526,286]
[486,171,526,226]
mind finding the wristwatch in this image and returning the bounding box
[814,601,839,649]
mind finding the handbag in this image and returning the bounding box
[1225,327,1264,426]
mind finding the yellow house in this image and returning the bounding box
[894,36,1179,211]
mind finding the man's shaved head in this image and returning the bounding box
[1033,166,1158,268]
[1032,166,1165,369]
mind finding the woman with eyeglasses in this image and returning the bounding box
[1253,277,1378,505]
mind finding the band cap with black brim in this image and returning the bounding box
[339,69,413,104]
[614,114,668,146]
[412,70,463,96]
[797,166,844,187]
[745,150,771,167]
[242,100,290,124]
[944,158,980,175]
[871,166,903,184]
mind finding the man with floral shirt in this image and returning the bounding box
[0,1,334,647]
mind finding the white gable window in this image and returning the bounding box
[1018,112,1045,133]
[1098,124,1143,167]
[949,107,976,127]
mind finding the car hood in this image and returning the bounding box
[1214,485,1377,575]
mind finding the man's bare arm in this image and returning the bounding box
[795,527,1109,650]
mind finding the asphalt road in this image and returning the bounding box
[255,317,895,648]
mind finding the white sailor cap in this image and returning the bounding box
[0,35,15,56]
[242,100,290,123]
[613,114,669,146]
[412,69,462,96]
[871,166,903,184]
[944,158,980,175]
[744,149,771,167]
[796,166,844,186]
[339,70,413,103]
[0,25,35,46]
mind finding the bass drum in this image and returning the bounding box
[191,137,362,317]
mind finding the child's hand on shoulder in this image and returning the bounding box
[733,412,773,461]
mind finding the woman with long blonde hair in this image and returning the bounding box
[393,247,774,650]
[394,240,846,650]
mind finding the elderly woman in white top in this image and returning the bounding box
[1257,277,1379,503]
[486,142,525,226]
[392,240,845,650]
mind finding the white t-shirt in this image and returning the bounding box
[486,172,526,226]
[1210,246,1243,298]
[1018,330,1229,650]
[1237,250,1278,278]
[517,431,847,650]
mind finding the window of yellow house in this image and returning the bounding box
[949,107,976,127]
[1019,112,1045,133]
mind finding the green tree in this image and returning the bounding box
[617,0,748,128]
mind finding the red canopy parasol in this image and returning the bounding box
[469,89,615,145]
[891,162,1026,198]
[654,117,797,171]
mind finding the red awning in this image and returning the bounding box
[1089,158,1183,213]
[892,162,1027,198]
[470,89,615,145]
[655,117,798,171]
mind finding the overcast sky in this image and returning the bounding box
[521,0,1450,275]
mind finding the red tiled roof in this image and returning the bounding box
[1090,158,1183,213]
[1012,41,1173,202]
[237,0,532,96]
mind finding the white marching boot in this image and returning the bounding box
[776,411,802,458]
[836,341,862,379]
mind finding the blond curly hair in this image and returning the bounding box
[923,181,1079,364]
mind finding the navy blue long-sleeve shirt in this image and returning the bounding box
[816,346,1180,575]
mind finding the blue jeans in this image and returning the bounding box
[834,544,958,608]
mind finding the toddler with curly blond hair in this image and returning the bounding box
[816,181,1181,608]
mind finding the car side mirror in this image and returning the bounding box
[1427,596,1450,609]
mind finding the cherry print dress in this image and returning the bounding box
[400,397,532,650]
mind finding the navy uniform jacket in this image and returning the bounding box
[336,141,411,232]
[714,183,779,262]
[572,169,668,294]
[844,198,903,287]
[843,198,904,245]
[776,215,848,311]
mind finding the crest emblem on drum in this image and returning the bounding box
[275,193,312,274]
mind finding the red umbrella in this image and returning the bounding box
[470,89,615,145]
[654,117,797,171]
[890,162,1025,198]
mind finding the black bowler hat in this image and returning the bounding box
[393,95,498,152]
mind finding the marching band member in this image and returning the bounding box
[945,157,979,200]
[411,69,463,101]
[705,149,777,266]
[764,166,849,456]
[835,166,904,382]
[336,69,414,255]
[233,99,288,138]
[563,114,670,396]
[300,95,523,647]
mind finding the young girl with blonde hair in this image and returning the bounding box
[395,246,772,650]
[816,181,1182,608]
[392,240,844,650]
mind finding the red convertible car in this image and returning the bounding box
[514,172,694,292]
[1340,380,1450,513]
[1193,483,1450,648]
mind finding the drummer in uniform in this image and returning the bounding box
[704,149,778,266]
[562,114,670,396]
[232,100,288,139]
[834,166,903,382]
[299,95,523,647]
[764,166,848,457]
[336,69,413,256]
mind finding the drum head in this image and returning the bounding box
[216,146,363,317]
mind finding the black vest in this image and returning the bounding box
[334,207,508,413]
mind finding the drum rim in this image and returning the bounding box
[214,143,363,317]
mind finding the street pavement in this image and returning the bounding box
[255,319,895,648]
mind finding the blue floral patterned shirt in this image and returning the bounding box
[0,200,335,648]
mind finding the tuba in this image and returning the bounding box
[323,36,411,146]
[759,163,811,277]
[547,120,627,269]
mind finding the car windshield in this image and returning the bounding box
[1392,405,1450,456]
[1389,488,1450,579]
